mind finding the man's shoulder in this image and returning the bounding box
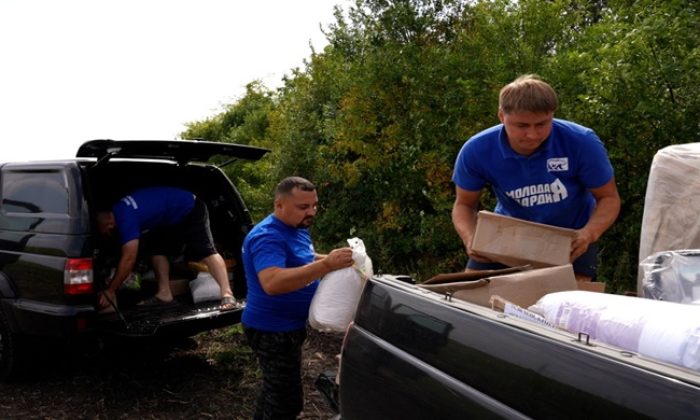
[551,119,603,151]
[462,124,502,154]
[470,124,502,142]
[553,119,596,137]
[248,214,275,233]
[246,215,288,243]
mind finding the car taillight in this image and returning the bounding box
[64,258,94,295]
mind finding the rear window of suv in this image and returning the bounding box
[1,169,69,215]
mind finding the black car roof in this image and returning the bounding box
[76,139,269,164]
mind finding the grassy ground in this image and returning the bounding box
[0,326,343,419]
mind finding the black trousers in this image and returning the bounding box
[141,198,217,261]
[243,326,308,420]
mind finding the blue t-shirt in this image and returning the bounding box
[241,214,318,332]
[112,186,195,245]
[452,119,614,229]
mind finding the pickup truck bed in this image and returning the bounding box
[338,275,700,419]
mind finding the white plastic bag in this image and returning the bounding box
[529,290,700,371]
[309,238,373,332]
[640,250,700,304]
[190,271,221,303]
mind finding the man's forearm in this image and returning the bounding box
[260,248,354,295]
[108,257,136,293]
[452,202,478,248]
[260,259,333,295]
[583,196,621,242]
[108,240,138,293]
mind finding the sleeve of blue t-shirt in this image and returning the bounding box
[248,233,289,274]
[452,138,488,191]
[113,203,141,244]
[574,131,615,189]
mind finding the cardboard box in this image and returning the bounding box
[577,281,605,293]
[420,264,577,308]
[423,266,530,285]
[471,211,575,268]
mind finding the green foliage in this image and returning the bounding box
[182,82,278,220]
[548,0,700,291]
[183,0,700,291]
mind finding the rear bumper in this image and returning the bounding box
[2,298,94,337]
[94,301,243,338]
[1,297,243,340]
[152,306,243,338]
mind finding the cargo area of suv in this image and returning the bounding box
[0,139,269,379]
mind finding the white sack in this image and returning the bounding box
[309,237,373,333]
[190,271,221,304]
[530,291,700,371]
[638,143,700,295]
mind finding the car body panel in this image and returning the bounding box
[0,139,267,359]
[76,139,269,163]
[339,276,700,419]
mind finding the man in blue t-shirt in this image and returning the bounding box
[452,75,621,281]
[96,186,234,311]
[241,176,353,419]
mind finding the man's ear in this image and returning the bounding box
[498,109,505,124]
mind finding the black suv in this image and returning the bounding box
[0,139,269,379]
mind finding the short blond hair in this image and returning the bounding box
[499,74,558,114]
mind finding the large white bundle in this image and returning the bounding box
[530,291,700,371]
[638,143,700,295]
[309,238,373,333]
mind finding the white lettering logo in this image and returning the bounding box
[547,158,568,172]
[121,195,138,209]
[505,179,568,207]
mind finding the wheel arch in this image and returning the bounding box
[0,272,16,299]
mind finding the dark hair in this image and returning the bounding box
[499,74,558,114]
[274,176,316,197]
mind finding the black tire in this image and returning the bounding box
[0,310,21,381]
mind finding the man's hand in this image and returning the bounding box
[462,233,492,263]
[99,289,116,309]
[466,247,492,263]
[570,177,621,263]
[571,228,595,261]
[452,186,494,264]
[322,247,354,271]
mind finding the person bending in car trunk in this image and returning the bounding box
[96,186,236,312]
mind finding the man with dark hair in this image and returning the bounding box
[96,186,235,311]
[242,176,353,419]
[452,75,621,281]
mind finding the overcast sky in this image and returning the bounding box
[0,0,350,162]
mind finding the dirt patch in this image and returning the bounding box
[0,327,343,419]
